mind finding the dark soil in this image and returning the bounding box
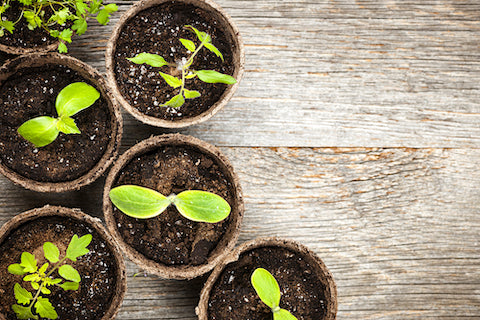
[112,144,235,266]
[0,64,112,183]
[0,2,56,49]
[0,216,118,320]
[114,1,236,121]
[208,246,328,320]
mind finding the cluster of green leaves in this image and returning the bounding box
[109,185,231,223]
[0,0,117,52]
[8,234,92,320]
[17,82,100,148]
[251,268,298,320]
[127,25,236,108]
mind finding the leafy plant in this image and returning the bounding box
[7,234,92,320]
[0,0,117,52]
[127,25,236,108]
[251,268,298,320]
[17,82,100,148]
[109,185,231,223]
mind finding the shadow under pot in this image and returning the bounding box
[0,53,123,193]
[197,238,338,320]
[106,0,245,128]
[103,134,244,280]
[0,205,127,320]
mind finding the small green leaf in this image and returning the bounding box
[0,20,14,33]
[24,11,40,29]
[66,234,92,261]
[251,268,281,309]
[204,42,224,62]
[274,309,298,320]
[59,29,73,43]
[96,3,118,25]
[49,8,69,25]
[183,89,201,99]
[57,117,80,134]
[179,38,195,52]
[57,42,68,53]
[12,304,38,320]
[14,283,33,305]
[195,70,236,84]
[174,190,231,223]
[43,242,60,263]
[185,73,197,79]
[38,263,49,275]
[159,72,182,88]
[59,281,79,291]
[56,82,100,118]
[40,286,51,295]
[127,53,168,68]
[23,274,41,282]
[8,263,26,275]
[20,252,37,273]
[17,116,60,148]
[58,264,81,282]
[109,185,172,219]
[163,94,185,108]
[185,25,211,43]
[31,282,39,290]
[44,278,62,286]
[72,18,87,35]
[35,296,58,319]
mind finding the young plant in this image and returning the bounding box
[109,185,231,223]
[0,0,118,52]
[127,25,236,108]
[7,234,92,320]
[17,82,100,148]
[251,268,298,320]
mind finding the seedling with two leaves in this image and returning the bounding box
[7,234,92,320]
[109,185,231,223]
[127,25,236,109]
[17,82,100,148]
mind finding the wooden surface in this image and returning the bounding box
[1,0,480,319]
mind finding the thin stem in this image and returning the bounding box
[179,67,186,97]
[185,40,206,68]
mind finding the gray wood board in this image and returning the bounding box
[1,147,479,319]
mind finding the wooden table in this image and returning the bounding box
[1,0,479,318]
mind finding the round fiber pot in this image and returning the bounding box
[0,53,123,192]
[0,205,127,320]
[197,238,338,320]
[103,134,244,279]
[105,0,244,128]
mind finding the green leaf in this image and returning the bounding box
[56,117,80,134]
[274,309,298,320]
[24,11,40,29]
[96,3,118,25]
[57,42,68,53]
[14,283,33,305]
[12,305,38,320]
[179,38,195,52]
[17,0,32,5]
[251,268,281,309]
[45,278,62,286]
[58,264,81,282]
[17,116,59,148]
[8,263,26,275]
[0,20,14,33]
[35,296,58,319]
[66,234,92,261]
[20,252,37,273]
[23,274,41,282]
[59,281,79,291]
[40,286,51,295]
[31,282,39,290]
[109,185,172,219]
[59,29,73,43]
[127,53,168,68]
[195,70,236,84]
[49,8,70,25]
[159,72,182,88]
[185,73,197,79]
[72,18,87,35]
[185,25,211,43]
[76,0,88,15]
[56,82,100,118]
[163,94,185,108]
[43,242,60,263]
[204,42,224,62]
[38,263,49,275]
[183,89,201,99]
[174,190,231,223]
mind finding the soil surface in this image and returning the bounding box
[0,64,112,183]
[0,2,56,49]
[114,1,236,121]
[0,216,118,320]
[112,144,235,266]
[208,246,328,320]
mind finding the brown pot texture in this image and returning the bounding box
[0,53,123,193]
[0,205,127,320]
[103,134,244,279]
[105,0,245,128]
[197,238,338,320]
[0,41,57,56]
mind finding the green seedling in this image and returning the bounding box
[17,82,100,148]
[251,268,298,320]
[127,25,236,108]
[7,234,92,320]
[0,0,117,52]
[109,185,231,223]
